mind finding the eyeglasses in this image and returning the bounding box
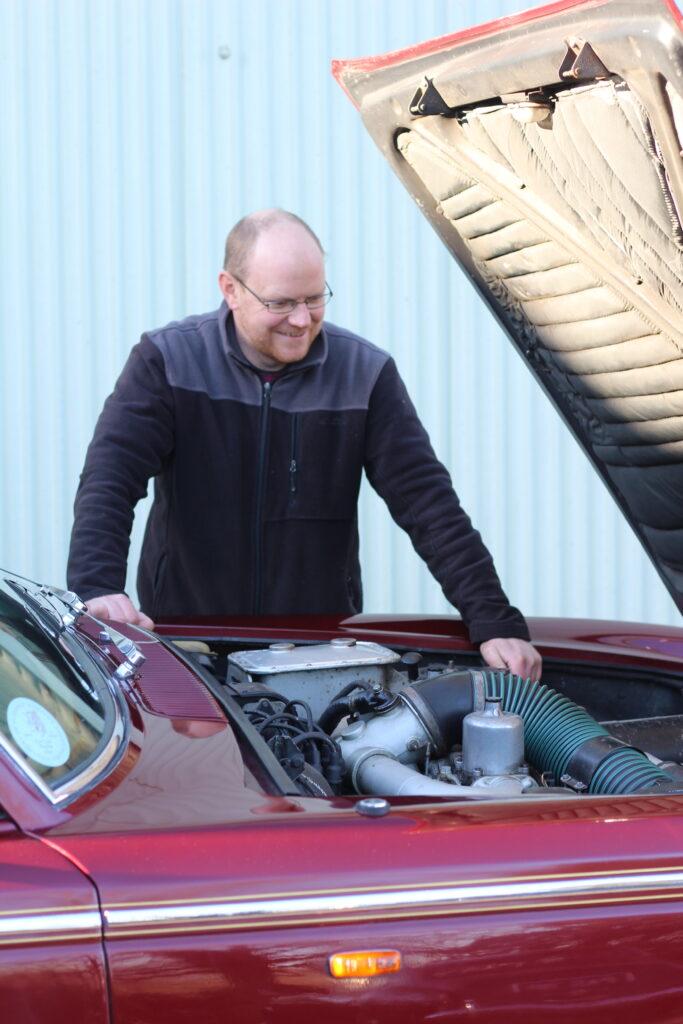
[232,274,333,315]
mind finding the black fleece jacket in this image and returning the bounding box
[67,304,530,643]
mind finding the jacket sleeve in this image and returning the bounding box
[66,337,175,601]
[363,357,530,645]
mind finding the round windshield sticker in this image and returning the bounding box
[7,698,71,768]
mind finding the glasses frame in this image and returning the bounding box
[232,274,333,315]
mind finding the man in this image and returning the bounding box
[67,209,541,678]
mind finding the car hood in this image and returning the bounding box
[333,0,683,612]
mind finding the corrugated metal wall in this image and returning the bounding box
[1,0,677,625]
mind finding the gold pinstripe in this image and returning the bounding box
[4,867,683,946]
[102,866,683,939]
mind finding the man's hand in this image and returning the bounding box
[85,593,155,630]
[479,637,542,680]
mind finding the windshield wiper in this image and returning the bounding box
[1,571,147,677]
[5,580,67,637]
[39,584,87,628]
[40,584,147,678]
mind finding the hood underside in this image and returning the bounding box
[334,0,683,613]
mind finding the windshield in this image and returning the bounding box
[0,581,117,795]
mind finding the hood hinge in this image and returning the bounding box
[410,77,454,117]
[559,39,610,81]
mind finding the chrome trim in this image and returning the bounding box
[0,730,56,802]
[0,649,129,808]
[4,867,682,948]
[46,633,130,805]
[104,867,683,938]
[0,909,102,947]
[52,709,127,804]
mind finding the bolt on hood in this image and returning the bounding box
[334,0,683,613]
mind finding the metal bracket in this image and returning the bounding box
[559,773,589,793]
[410,77,453,117]
[559,39,610,81]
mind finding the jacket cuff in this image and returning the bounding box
[469,620,531,646]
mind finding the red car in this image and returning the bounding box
[5,0,683,1020]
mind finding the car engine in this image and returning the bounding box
[222,638,683,800]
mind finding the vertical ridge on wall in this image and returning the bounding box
[0,0,678,626]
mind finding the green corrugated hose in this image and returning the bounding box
[485,672,673,794]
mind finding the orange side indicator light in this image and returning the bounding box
[329,950,402,979]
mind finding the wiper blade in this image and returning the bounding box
[1,569,148,676]
[2,571,87,634]
[5,579,67,637]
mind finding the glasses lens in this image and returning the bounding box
[265,300,297,314]
[304,290,332,310]
[262,289,332,314]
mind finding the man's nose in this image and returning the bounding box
[288,302,312,326]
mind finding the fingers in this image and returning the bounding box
[132,608,156,630]
[479,637,542,680]
[85,593,155,630]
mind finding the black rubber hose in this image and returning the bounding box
[318,689,398,735]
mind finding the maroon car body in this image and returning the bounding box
[5,0,683,1021]
[4,590,683,1023]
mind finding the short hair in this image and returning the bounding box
[223,209,324,276]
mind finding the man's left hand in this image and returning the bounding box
[479,637,542,680]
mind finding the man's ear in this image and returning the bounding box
[218,270,239,309]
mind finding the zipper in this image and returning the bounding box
[253,380,272,615]
[289,414,299,494]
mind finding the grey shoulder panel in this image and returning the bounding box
[145,310,393,413]
[145,308,261,405]
[270,323,392,414]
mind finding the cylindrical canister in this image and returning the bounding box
[462,697,524,776]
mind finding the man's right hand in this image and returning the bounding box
[85,593,155,630]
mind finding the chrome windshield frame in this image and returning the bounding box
[0,683,127,807]
[0,576,132,808]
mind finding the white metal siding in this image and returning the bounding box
[1,0,677,625]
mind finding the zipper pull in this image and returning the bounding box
[289,412,298,494]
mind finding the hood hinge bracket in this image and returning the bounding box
[410,77,454,117]
[559,39,610,81]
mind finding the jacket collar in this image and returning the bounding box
[217,301,328,375]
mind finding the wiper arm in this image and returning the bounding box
[2,572,147,677]
[40,584,148,677]
[5,580,67,637]
[39,584,87,629]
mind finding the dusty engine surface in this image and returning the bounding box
[224,639,683,801]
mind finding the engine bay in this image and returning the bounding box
[188,637,683,801]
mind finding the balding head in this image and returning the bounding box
[223,209,324,278]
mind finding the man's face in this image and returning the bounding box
[219,224,327,371]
